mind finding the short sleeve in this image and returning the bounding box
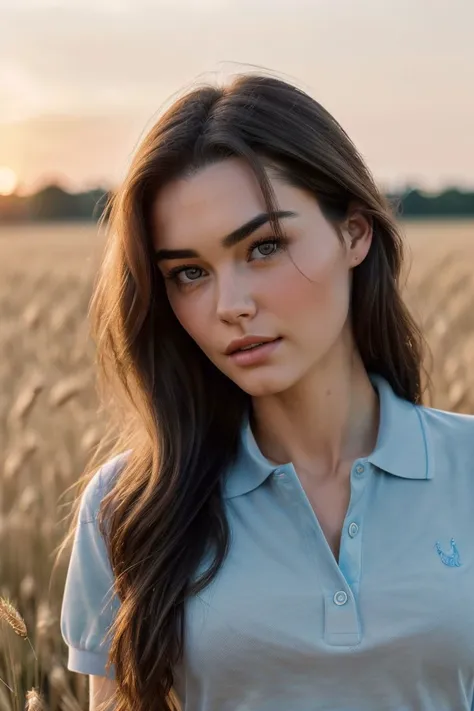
[60,452,129,678]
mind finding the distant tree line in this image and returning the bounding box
[0,185,110,223]
[0,183,474,223]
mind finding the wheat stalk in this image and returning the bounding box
[0,596,38,660]
[25,688,47,710]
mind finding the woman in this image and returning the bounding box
[58,73,474,711]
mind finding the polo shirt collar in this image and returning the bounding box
[222,373,433,499]
[367,373,433,481]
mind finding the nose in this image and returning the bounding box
[216,272,257,323]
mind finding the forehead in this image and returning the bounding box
[150,158,304,251]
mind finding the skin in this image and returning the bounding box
[89,675,117,710]
[151,157,379,500]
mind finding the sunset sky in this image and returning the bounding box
[0,0,473,196]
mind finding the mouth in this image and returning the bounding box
[233,338,280,352]
[226,336,282,356]
[227,337,283,365]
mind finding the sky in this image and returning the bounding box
[0,0,473,196]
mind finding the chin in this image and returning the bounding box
[233,370,296,398]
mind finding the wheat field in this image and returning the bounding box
[0,219,473,710]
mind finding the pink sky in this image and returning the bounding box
[1,0,473,196]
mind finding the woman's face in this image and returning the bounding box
[151,157,372,397]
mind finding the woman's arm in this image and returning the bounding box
[89,674,118,711]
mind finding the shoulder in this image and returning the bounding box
[418,402,474,438]
[78,450,131,524]
[417,402,474,461]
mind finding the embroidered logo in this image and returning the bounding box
[435,538,462,567]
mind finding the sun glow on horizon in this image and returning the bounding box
[0,166,19,196]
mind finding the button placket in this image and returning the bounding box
[337,460,370,593]
[273,465,362,647]
[324,588,361,647]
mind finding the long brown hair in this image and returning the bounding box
[55,73,428,711]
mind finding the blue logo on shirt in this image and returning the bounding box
[435,538,462,567]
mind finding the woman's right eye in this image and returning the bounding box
[165,265,204,286]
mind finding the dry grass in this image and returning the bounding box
[0,218,473,709]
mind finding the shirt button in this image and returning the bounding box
[354,463,365,476]
[333,590,348,606]
[348,522,359,538]
[273,469,285,478]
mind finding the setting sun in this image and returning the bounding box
[0,166,19,196]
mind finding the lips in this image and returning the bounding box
[227,337,283,365]
[236,340,271,352]
[225,336,280,356]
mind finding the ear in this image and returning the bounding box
[342,202,373,268]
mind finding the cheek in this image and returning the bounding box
[276,242,350,323]
[166,289,213,348]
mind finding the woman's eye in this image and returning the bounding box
[165,266,203,286]
[247,237,284,261]
[177,267,202,284]
[184,267,201,280]
[252,241,277,258]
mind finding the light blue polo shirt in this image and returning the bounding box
[60,374,474,710]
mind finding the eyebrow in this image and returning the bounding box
[154,210,297,263]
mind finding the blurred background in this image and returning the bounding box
[0,0,473,708]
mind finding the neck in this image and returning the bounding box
[249,328,380,484]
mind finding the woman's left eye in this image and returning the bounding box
[246,237,288,260]
[249,241,277,258]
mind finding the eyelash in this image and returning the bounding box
[163,235,290,287]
